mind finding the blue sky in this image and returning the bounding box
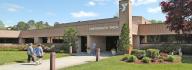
[0,0,165,27]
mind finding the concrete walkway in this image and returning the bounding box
[0,56,108,70]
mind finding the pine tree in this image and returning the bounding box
[63,28,78,53]
[119,23,131,54]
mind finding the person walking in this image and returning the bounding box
[27,43,35,63]
[92,43,96,56]
[35,44,44,64]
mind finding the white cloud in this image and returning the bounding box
[87,0,109,6]
[147,7,161,13]
[6,3,24,12]
[131,0,158,6]
[88,1,96,6]
[71,11,98,18]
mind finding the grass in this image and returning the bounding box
[61,55,192,70]
[0,51,68,65]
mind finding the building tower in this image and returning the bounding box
[119,0,133,45]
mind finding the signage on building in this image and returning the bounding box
[120,3,128,12]
[89,26,119,31]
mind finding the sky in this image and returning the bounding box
[0,0,166,27]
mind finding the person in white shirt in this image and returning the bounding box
[27,43,35,63]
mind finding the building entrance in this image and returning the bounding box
[81,36,87,52]
[106,36,119,51]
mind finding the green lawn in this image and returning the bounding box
[0,51,68,65]
[61,55,192,70]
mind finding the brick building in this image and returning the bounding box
[0,0,186,52]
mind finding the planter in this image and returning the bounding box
[111,50,116,56]
[87,49,91,54]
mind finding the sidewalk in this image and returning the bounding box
[0,56,108,70]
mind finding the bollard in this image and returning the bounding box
[69,46,73,55]
[50,52,56,70]
[96,48,100,62]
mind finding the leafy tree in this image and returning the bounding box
[118,23,131,54]
[36,21,44,29]
[150,20,163,24]
[28,20,36,30]
[160,0,192,44]
[17,21,29,30]
[54,22,60,26]
[160,0,192,34]
[9,20,51,30]
[7,25,18,30]
[44,22,50,28]
[28,20,35,25]
[63,28,78,53]
[44,22,49,26]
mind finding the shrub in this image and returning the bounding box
[0,45,27,51]
[167,55,176,62]
[127,55,137,62]
[142,57,151,63]
[146,49,160,59]
[159,59,164,63]
[175,55,182,63]
[132,49,146,59]
[151,58,159,62]
[160,45,180,53]
[121,57,128,62]
[159,52,169,60]
[140,44,181,54]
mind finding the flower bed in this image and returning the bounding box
[121,49,182,64]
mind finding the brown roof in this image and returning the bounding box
[2,17,175,38]
[0,30,20,38]
[20,18,120,38]
[138,24,176,35]
[20,27,65,38]
[55,18,119,27]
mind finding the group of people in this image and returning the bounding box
[27,43,44,65]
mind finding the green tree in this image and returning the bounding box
[10,20,51,30]
[27,20,36,30]
[150,20,163,24]
[17,21,29,30]
[44,22,50,28]
[118,23,131,54]
[36,21,44,29]
[63,28,78,53]
[54,22,60,26]
[28,20,35,25]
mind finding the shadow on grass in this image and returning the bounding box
[182,55,192,64]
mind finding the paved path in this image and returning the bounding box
[0,56,108,70]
